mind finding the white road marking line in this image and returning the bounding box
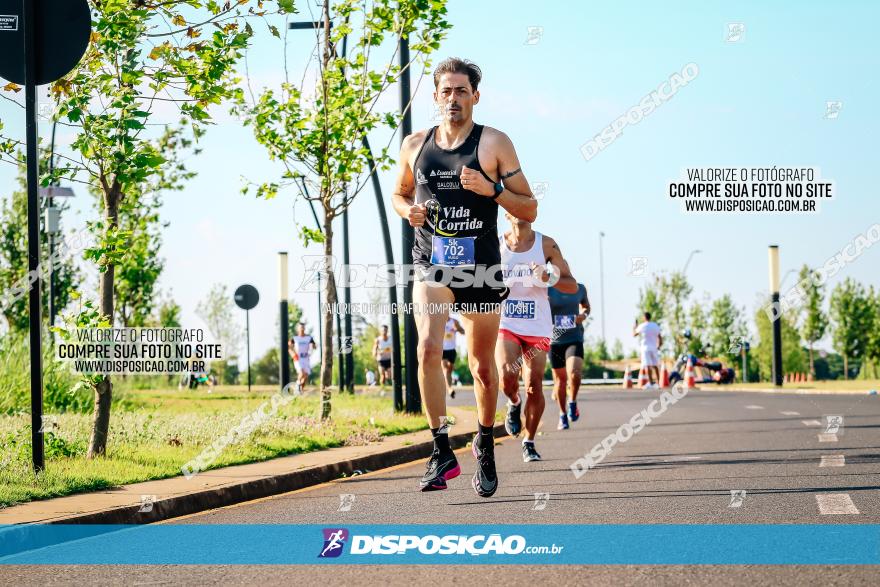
[816,494,859,515]
[745,405,764,410]
[819,455,845,467]
[781,411,800,416]
[802,420,822,426]
[818,433,838,442]
[663,456,703,462]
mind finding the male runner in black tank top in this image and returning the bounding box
[392,57,537,497]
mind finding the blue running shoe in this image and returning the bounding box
[558,413,569,430]
[568,401,580,422]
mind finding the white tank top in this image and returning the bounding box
[292,335,313,358]
[376,336,392,357]
[499,231,552,338]
[443,318,457,351]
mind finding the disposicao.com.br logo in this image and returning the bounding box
[318,528,563,558]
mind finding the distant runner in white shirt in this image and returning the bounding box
[633,312,663,388]
[289,323,317,393]
[443,317,464,398]
[372,325,393,386]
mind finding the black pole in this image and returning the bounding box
[771,291,783,386]
[336,310,344,389]
[342,202,353,392]
[246,309,251,392]
[363,135,403,411]
[337,21,354,394]
[24,0,45,473]
[280,299,290,389]
[399,36,420,414]
[47,120,57,329]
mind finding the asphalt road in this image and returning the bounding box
[3,386,879,585]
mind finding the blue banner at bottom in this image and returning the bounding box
[0,524,877,565]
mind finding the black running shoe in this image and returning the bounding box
[471,434,498,498]
[522,442,542,462]
[419,449,460,492]
[504,400,522,437]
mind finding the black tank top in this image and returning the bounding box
[412,124,500,269]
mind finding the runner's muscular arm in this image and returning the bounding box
[576,287,591,324]
[543,236,578,294]
[461,130,537,222]
[392,133,428,227]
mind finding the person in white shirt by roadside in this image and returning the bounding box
[633,312,663,389]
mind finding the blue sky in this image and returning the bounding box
[1,0,878,362]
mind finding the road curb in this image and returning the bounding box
[41,423,507,526]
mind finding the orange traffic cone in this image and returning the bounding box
[659,363,670,388]
[638,366,649,388]
[684,357,696,389]
[622,365,633,389]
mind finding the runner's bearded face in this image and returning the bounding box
[435,72,478,124]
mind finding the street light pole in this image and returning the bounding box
[598,231,606,344]
[683,249,702,275]
[769,245,784,387]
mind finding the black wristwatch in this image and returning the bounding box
[491,181,504,199]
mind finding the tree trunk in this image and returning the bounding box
[808,344,814,379]
[87,182,120,458]
[843,354,848,380]
[319,211,337,420]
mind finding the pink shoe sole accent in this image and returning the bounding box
[443,464,461,480]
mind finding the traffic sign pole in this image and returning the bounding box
[0,0,92,473]
[233,284,260,393]
[24,0,45,473]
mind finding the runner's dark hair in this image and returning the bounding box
[433,57,482,91]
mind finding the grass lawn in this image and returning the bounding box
[0,385,425,508]
[733,379,880,393]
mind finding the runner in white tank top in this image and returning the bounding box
[499,232,553,339]
[496,212,579,463]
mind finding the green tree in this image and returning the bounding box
[196,283,244,358]
[240,0,451,418]
[706,294,745,364]
[636,276,665,323]
[796,265,828,379]
[113,127,195,327]
[754,302,806,382]
[864,287,880,379]
[686,296,708,355]
[660,271,692,355]
[154,295,182,328]
[610,339,624,361]
[829,278,872,379]
[247,347,280,385]
[0,156,79,331]
[0,1,281,458]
